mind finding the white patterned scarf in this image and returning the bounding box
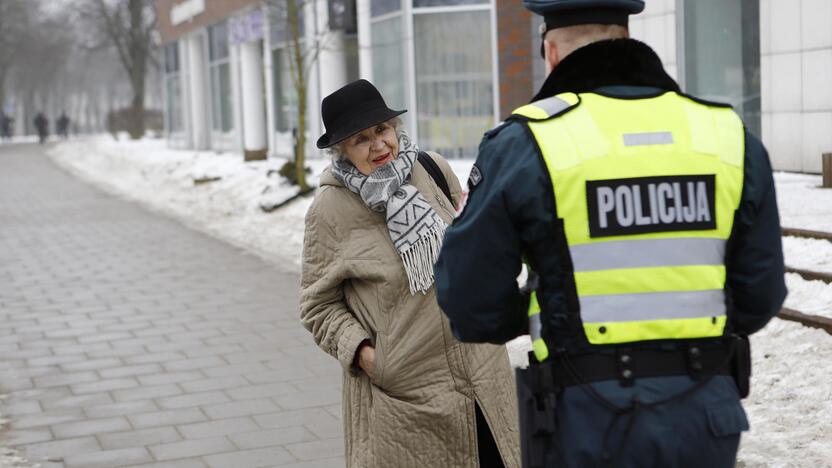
[330,131,446,295]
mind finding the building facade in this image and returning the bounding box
[157,0,358,160]
[158,0,830,172]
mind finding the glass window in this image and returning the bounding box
[208,21,229,61]
[329,0,357,33]
[371,0,400,18]
[164,42,179,73]
[684,0,760,136]
[210,63,232,132]
[413,0,486,8]
[371,16,406,112]
[414,10,494,158]
[166,75,183,132]
[273,47,299,132]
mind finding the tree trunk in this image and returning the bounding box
[287,0,309,191]
[295,85,308,191]
[126,0,147,139]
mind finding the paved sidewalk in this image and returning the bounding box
[0,143,344,468]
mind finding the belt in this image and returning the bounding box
[544,341,735,388]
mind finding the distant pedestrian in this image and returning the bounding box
[56,113,70,140]
[34,113,49,144]
[0,113,13,140]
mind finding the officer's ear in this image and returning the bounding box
[543,36,560,75]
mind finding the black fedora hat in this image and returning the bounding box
[316,79,406,149]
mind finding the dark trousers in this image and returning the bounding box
[476,404,505,468]
[529,375,747,468]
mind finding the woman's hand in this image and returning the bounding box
[357,343,376,378]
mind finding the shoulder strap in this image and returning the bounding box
[417,151,452,203]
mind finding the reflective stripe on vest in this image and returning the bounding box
[527,291,549,361]
[514,91,744,357]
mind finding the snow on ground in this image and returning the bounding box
[27,137,832,466]
[47,135,330,271]
[775,172,832,232]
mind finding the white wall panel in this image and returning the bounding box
[800,0,832,49]
[802,49,832,111]
[769,52,802,112]
[770,0,801,53]
[802,112,832,172]
[770,112,804,171]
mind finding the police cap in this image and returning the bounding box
[525,0,644,31]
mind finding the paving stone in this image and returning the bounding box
[202,398,280,420]
[179,375,249,393]
[99,363,162,379]
[157,391,230,410]
[273,389,341,411]
[177,416,260,439]
[12,410,84,429]
[71,377,140,395]
[137,371,204,386]
[273,459,344,468]
[60,357,122,372]
[124,352,187,365]
[28,355,87,368]
[3,427,55,445]
[128,407,207,429]
[41,392,115,411]
[20,436,101,460]
[284,438,345,462]
[225,382,297,401]
[64,447,152,468]
[203,362,268,378]
[149,437,236,461]
[229,426,317,450]
[113,384,183,402]
[203,446,297,468]
[163,356,227,372]
[98,426,182,450]
[51,416,132,438]
[253,408,339,432]
[126,460,209,468]
[83,399,158,419]
[0,399,42,416]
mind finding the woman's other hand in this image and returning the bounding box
[357,342,376,378]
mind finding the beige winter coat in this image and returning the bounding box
[300,152,520,468]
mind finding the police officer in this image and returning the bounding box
[434,1,787,466]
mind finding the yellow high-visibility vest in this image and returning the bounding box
[514,91,745,362]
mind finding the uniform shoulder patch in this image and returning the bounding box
[468,165,483,189]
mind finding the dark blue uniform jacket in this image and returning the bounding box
[435,39,787,350]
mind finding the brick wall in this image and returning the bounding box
[156,0,259,43]
[496,0,533,118]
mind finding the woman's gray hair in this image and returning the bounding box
[325,116,404,160]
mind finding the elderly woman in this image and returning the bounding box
[300,79,520,468]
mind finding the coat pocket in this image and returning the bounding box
[706,400,750,437]
[370,332,387,389]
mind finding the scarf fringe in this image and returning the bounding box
[400,222,447,295]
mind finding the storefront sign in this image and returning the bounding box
[170,0,205,26]
[229,10,265,45]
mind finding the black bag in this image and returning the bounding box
[418,151,453,203]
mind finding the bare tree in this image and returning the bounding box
[0,0,36,111]
[270,0,344,191]
[78,0,157,140]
